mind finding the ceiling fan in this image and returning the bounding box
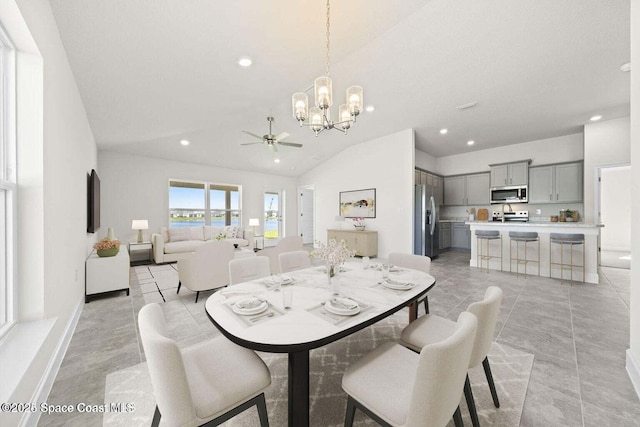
[241,117,302,152]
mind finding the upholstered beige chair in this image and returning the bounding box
[258,236,304,274]
[138,303,271,427]
[342,311,477,427]
[176,241,234,302]
[388,252,432,315]
[229,256,271,285]
[279,250,311,274]
[401,286,504,427]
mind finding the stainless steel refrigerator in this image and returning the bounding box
[414,184,439,259]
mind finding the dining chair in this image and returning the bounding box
[400,286,504,427]
[279,250,311,274]
[138,303,271,427]
[258,236,304,274]
[176,241,234,302]
[388,252,432,315]
[229,256,271,285]
[342,311,477,427]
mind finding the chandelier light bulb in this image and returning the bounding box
[292,93,309,122]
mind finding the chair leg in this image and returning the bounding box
[483,357,500,408]
[195,291,200,303]
[177,281,181,294]
[256,393,270,427]
[151,405,161,427]
[464,375,480,427]
[344,396,357,427]
[423,296,429,315]
[453,405,464,427]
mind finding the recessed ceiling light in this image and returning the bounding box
[467,140,475,146]
[238,57,252,67]
[590,115,602,122]
[440,128,448,135]
[620,62,631,72]
[180,139,190,146]
[365,105,375,112]
[274,158,280,163]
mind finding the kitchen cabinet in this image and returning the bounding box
[416,170,444,207]
[444,173,489,206]
[490,161,529,187]
[451,222,471,250]
[528,162,583,203]
[439,222,451,250]
[327,229,378,257]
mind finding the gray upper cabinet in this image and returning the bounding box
[444,173,489,206]
[528,162,583,203]
[490,161,529,187]
[465,173,490,205]
[444,176,465,205]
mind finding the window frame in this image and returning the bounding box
[168,180,241,228]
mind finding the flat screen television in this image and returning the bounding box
[87,169,100,233]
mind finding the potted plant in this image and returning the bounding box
[94,238,121,257]
[564,209,579,222]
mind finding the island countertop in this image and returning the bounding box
[466,221,602,283]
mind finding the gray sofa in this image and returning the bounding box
[152,225,254,263]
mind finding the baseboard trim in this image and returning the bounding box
[21,296,84,427]
[626,349,640,401]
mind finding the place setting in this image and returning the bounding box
[224,295,285,326]
[308,295,372,325]
[261,274,295,290]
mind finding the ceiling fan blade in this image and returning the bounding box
[270,144,278,153]
[240,142,262,146]
[274,132,290,141]
[278,142,303,148]
[242,130,264,140]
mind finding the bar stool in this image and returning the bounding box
[476,230,502,272]
[550,233,585,284]
[508,231,539,277]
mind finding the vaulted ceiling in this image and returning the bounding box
[49,0,630,176]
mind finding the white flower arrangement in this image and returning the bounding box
[311,238,357,268]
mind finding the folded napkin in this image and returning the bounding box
[385,278,412,287]
[235,297,264,309]
[330,298,358,310]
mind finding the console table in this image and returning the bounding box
[85,246,130,302]
[327,229,378,257]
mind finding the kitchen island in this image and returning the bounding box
[467,221,603,283]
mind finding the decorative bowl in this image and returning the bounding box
[97,247,119,257]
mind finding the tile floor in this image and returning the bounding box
[37,251,638,426]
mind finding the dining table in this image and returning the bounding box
[205,261,436,427]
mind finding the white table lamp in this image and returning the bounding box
[132,219,149,243]
[249,218,260,235]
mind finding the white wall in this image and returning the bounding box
[628,0,640,398]
[584,117,631,223]
[2,0,98,423]
[600,166,631,251]
[98,151,298,242]
[415,148,437,172]
[298,129,415,258]
[435,133,584,176]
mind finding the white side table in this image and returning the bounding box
[129,241,152,265]
[85,246,130,302]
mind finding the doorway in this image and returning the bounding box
[598,165,630,268]
[264,190,283,247]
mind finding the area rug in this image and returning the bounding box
[104,312,533,426]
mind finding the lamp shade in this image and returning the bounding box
[249,218,260,227]
[131,220,149,230]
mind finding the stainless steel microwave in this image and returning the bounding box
[490,185,528,204]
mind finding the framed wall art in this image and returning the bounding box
[339,188,376,218]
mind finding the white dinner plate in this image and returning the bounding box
[232,297,268,315]
[382,278,414,291]
[324,297,360,316]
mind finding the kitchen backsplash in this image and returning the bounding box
[440,203,584,222]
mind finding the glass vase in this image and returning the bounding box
[327,264,340,295]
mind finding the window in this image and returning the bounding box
[0,28,16,334]
[169,181,240,228]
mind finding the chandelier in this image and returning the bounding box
[291,0,363,136]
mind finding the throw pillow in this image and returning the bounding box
[188,226,204,241]
[168,227,190,242]
[224,225,239,238]
[210,227,224,240]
